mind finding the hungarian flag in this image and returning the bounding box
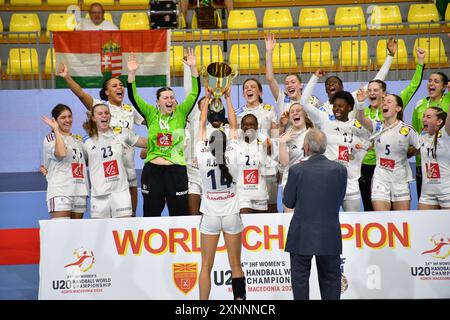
[54,30,170,88]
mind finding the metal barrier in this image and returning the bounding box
[0,21,449,90]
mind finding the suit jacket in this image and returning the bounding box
[283,154,347,255]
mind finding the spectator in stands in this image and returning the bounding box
[412,72,449,199]
[57,63,144,216]
[355,90,420,211]
[82,103,147,219]
[180,0,233,28]
[284,128,347,300]
[76,2,118,31]
[359,48,426,211]
[418,107,450,210]
[196,86,246,300]
[42,104,89,220]
[127,49,200,217]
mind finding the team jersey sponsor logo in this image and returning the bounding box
[338,146,350,162]
[103,160,119,177]
[113,127,122,135]
[380,158,395,171]
[157,133,172,147]
[172,263,198,295]
[244,169,259,184]
[206,190,235,201]
[354,120,362,128]
[72,163,84,179]
[426,163,441,180]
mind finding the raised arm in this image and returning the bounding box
[399,47,425,109]
[372,37,397,82]
[58,63,94,110]
[224,87,238,140]
[279,128,293,167]
[198,90,212,142]
[265,33,280,101]
[42,116,67,159]
[354,88,374,133]
[300,70,328,128]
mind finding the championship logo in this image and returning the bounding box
[421,234,450,259]
[64,247,95,272]
[172,263,198,295]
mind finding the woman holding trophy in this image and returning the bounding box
[127,49,201,217]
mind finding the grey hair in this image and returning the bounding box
[304,128,327,155]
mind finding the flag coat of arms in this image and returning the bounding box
[54,30,170,88]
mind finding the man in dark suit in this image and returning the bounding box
[283,128,347,300]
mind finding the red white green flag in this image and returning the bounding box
[54,30,170,88]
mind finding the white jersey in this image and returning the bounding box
[93,99,144,182]
[83,129,139,197]
[237,103,277,138]
[75,18,118,31]
[420,129,450,194]
[43,133,89,201]
[237,139,273,201]
[280,128,310,189]
[370,120,420,182]
[196,139,240,216]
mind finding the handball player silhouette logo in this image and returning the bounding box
[64,247,95,272]
[172,263,198,295]
[421,234,450,259]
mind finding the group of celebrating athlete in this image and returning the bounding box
[41,34,450,300]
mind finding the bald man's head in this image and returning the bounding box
[304,128,327,156]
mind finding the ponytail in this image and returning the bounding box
[209,130,233,184]
[430,107,447,159]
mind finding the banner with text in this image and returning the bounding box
[39,211,450,299]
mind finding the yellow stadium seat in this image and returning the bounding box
[263,9,293,33]
[86,12,114,24]
[339,40,369,67]
[45,48,56,75]
[170,46,184,73]
[195,45,224,67]
[302,41,334,67]
[119,0,149,4]
[6,48,39,75]
[227,10,258,35]
[46,13,77,38]
[368,5,403,30]
[376,39,408,65]
[298,8,329,32]
[407,4,440,29]
[0,16,3,39]
[192,9,222,36]
[272,42,298,69]
[9,14,41,39]
[47,0,78,5]
[229,44,260,70]
[83,0,114,5]
[335,6,366,31]
[414,37,448,64]
[120,12,149,30]
[10,0,42,5]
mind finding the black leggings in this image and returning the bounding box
[141,163,189,217]
[358,164,375,211]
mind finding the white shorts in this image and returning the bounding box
[124,146,137,187]
[199,213,243,235]
[90,189,133,219]
[419,192,450,208]
[47,196,87,213]
[344,178,361,201]
[266,175,279,205]
[188,166,202,195]
[371,178,411,202]
[239,198,268,211]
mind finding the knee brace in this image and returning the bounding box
[232,276,246,300]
